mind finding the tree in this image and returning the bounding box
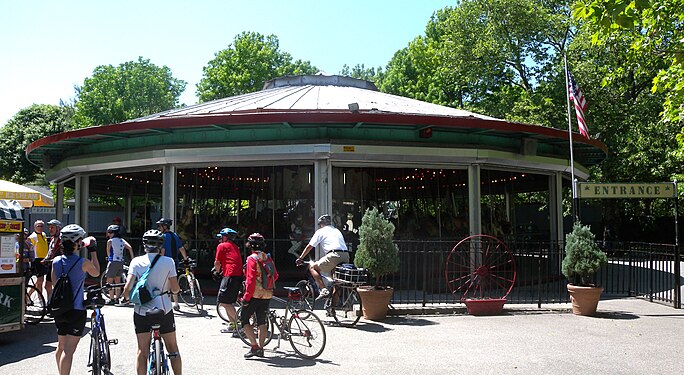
[573,0,684,182]
[339,64,382,82]
[0,104,73,183]
[73,57,186,128]
[196,32,318,101]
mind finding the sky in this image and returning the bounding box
[0,0,454,126]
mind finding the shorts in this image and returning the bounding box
[315,251,350,274]
[134,310,176,334]
[32,259,49,277]
[217,275,244,305]
[239,298,270,327]
[104,261,125,278]
[54,309,87,336]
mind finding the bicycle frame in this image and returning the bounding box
[148,325,169,375]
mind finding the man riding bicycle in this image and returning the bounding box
[296,214,349,300]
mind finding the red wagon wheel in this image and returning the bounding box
[445,234,516,301]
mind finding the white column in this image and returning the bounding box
[468,164,481,236]
[549,172,564,243]
[314,158,331,259]
[162,165,176,223]
[55,183,64,222]
[75,175,89,231]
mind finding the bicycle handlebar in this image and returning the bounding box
[86,282,126,292]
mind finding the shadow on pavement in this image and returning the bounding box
[0,320,56,366]
[593,310,640,320]
[261,351,336,368]
[380,316,439,326]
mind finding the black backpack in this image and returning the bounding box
[48,257,80,318]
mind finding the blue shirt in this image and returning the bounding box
[162,232,183,263]
[52,254,86,310]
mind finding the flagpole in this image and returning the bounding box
[564,54,578,224]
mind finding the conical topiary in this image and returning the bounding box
[354,207,400,289]
[561,222,608,286]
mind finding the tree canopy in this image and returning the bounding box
[196,31,318,101]
[73,56,186,128]
[0,104,73,183]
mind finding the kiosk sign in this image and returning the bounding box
[578,183,676,199]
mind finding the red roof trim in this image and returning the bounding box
[26,110,607,155]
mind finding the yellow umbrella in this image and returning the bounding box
[0,180,54,208]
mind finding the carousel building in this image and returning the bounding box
[26,74,607,270]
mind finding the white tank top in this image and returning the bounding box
[108,237,128,262]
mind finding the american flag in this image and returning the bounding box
[567,70,589,138]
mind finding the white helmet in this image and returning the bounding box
[60,224,86,242]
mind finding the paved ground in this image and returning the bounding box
[1,296,683,374]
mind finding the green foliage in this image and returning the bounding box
[561,222,608,285]
[0,104,73,183]
[354,207,400,288]
[73,56,186,127]
[196,32,318,101]
[339,64,382,82]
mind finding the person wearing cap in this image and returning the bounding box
[296,214,349,300]
[213,228,244,335]
[156,217,188,311]
[28,220,49,298]
[104,224,134,304]
[111,216,128,235]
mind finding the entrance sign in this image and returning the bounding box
[577,182,676,199]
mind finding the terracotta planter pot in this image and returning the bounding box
[463,298,506,316]
[357,286,393,320]
[567,284,603,316]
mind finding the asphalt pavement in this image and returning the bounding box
[1,296,683,374]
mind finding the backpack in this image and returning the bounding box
[130,254,162,305]
[251,253,277,291]
[48,257,81,318]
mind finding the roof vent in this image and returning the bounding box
[262,74,378,91]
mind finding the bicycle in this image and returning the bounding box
[99,264,129,302]
[84,282,126,375]
[177,258,203,312]
[237,287,326,359]
[146,305,178,375]
[24,269,47,325]
[297,262,365,327]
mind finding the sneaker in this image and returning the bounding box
[316,288,330,300]
[244,347,264,358]
[106,299,117,306]
[116,299,131,307]
[173,303,181,311]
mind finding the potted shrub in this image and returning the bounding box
[561,222,608,316]
[354,207,400,320]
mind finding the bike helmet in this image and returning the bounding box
[106,224,120,234]
[142,229,164,249]
[246,233,265,250]
[156,217,173,228]
[47,219,63,228]
[317,214,332,226]
[219,227,237,240]
[60,224,86,242]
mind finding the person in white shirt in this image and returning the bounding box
[296,214,349,299]
[104,224,134,304]
[122,229,182,375]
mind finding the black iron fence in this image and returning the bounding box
[382,240,681,309]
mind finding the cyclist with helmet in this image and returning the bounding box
[51,224,100,375]
[43,219,64,297]
[214,227,244,335]
[122,229,182,375]
[104,224,134,304]
[241,233,279,358]
[155,217,189,311]
[296,214,349,300]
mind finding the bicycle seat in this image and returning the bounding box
[283,287,300,293]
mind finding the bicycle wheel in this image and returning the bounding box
[236,306,273,346]
[24,285,46,325]
[177,274,195,307]
[99,317,112,373]
[288,309,326,359]
[90,316,102,375]
[192,278,203,312]
[216,300,232,323]
[147,347,156,375]
[332,286,362,327]
[100,270,127,300]
[294,280,315,311]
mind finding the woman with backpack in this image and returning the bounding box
[50,224,100,375]
[240,233,278,359]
